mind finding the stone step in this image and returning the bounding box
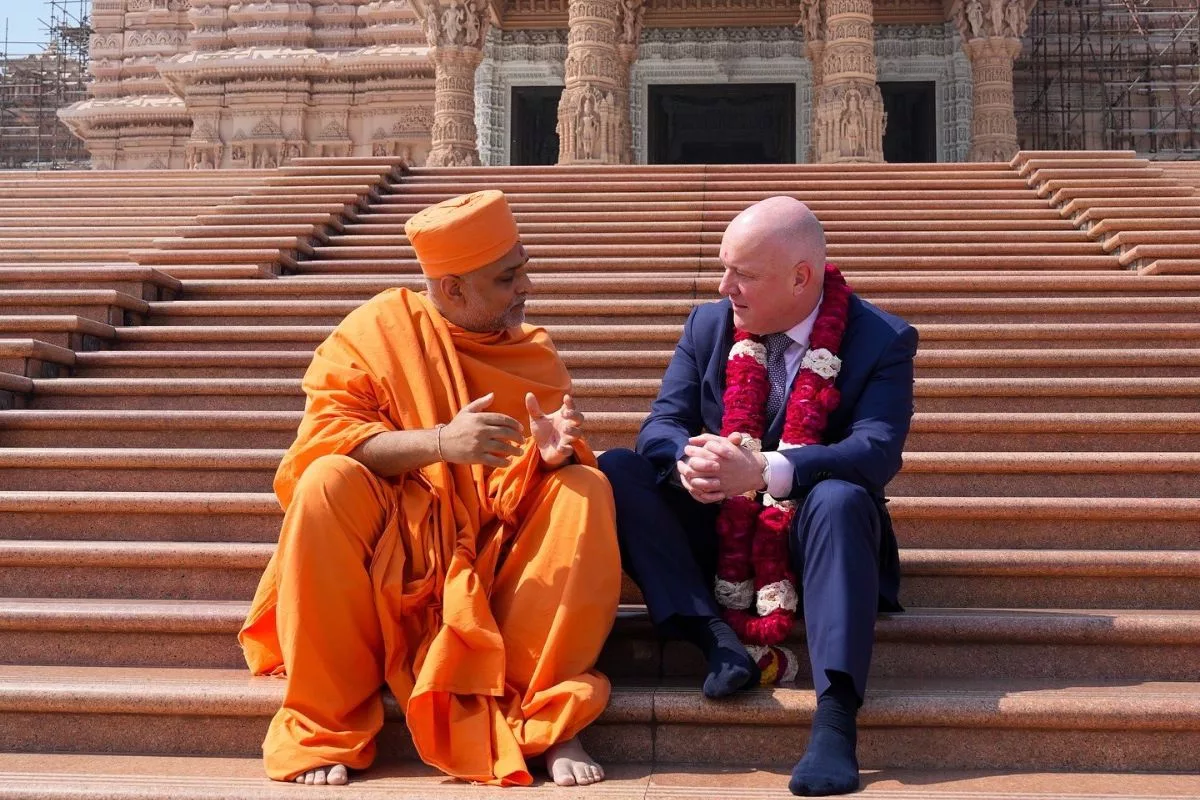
[0,227,178,238]
[1015,153,1140,176]
[3,445,1194,496]
[0,249,144,263]
[1052,185,1197,207]
[0,372,32,407]
[5,755,1199,800]
[412,162,1015,174]
[199,212,347,229]
[1089,217,1200,238]
[22,374,1200,413]
[1120,244,1200,268]
[144,264,280,280]
[1079,205,1200,224]
[1062,196,1200,217]
[0,340,75,380]
[140,296,1200,327]
[2,666,1200,772]
[346,219,1084,235]
[102,322,1200,353]
[5,408,1199,453]
[9,599,1200,684]
[176,224,330,240]
[0,290,150,326]
[1104,231,1200,253]
[0,266,181,300]
[385,193,1051,210]
[150,236,314,255]
[0,316,114,351]
[1038,177,1182,200]
[405,167,1020,182]
[365,208,1069,223]
[130,249,298,268]
[0,491,1193,547]
[294,255,1121,274]
[66,346,1200,381]
[175,272,1200,301]
[331,228,1094,244]
[1142,259,1200,276]
[1026,167,1160,185]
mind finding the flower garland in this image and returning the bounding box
[713,263,852,685]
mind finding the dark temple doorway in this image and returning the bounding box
[511,86,564,166]
[648,83,795,164]
[879,81,938,163]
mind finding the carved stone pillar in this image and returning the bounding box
[798,0,825,163]
[613,0,645,164]
[812,0,885,163]
[415,0,490,166]
[952,0,1032,162]
[558,0,624,164]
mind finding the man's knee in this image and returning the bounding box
[293,454,384,509]
[798,480,880,547]
[545,463,611,497]
[597,447,657,490]
[805,479,873,516]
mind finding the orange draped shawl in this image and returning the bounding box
[239,288,618,785]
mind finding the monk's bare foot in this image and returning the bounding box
[293,765,349,786]
[545,737,605,787]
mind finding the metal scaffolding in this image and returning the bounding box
[1016,0,1200,158]
[0,0,91,169]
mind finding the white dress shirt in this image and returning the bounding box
[763,295,823,497]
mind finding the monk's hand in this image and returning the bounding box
[683,432,767,501]
[527,392,583,469]
[441,393,525,468]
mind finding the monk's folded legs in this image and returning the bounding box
[492,464,621,785]
[264,454,392,783]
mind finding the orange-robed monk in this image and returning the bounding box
[238,190,622,788]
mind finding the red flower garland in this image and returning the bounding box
[714,264,852,659]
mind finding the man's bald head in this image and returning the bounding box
[717,197,827,335]
[723,196,826,272]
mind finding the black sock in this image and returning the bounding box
[672,614,760,699]
[789,672,860,796]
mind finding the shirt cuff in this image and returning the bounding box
[764,450,794,498]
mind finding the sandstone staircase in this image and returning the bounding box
[2,155,1200,798]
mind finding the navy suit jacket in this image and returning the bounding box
[635,294,918,609]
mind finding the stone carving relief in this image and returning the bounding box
[423,0,490,49]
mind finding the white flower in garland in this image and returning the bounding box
[802,348,842,380]
[763,494,797,512]
[756,579,799,616]
[715,578,755,610]
[730,339,767,365]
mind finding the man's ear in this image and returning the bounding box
[439,275,466,305]
[792,261,812,295]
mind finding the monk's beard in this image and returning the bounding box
[459,300,526,332]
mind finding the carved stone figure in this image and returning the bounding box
[423,5,441,47]
[1004,0,1027,37]
[840,90,864,157]
[966,0,985,38]
[988,0,1004,38]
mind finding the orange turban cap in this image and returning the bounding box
[404,189,521,278]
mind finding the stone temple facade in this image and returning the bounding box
[60,0,1038,168]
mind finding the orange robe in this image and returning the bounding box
[238,288,621,785]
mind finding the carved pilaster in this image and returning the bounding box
[558,0,624,164]
[813,0,886,163]
[416,0,490,166]
[951,0,1032,161]
[798,0,825,163]
[613,0,645,164]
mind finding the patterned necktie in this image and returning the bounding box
[763,332,792,424]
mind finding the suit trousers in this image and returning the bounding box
[598,448,882,701]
